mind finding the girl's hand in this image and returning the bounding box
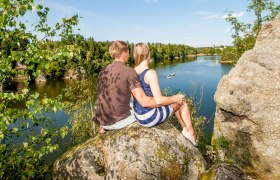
[175,94,186,104]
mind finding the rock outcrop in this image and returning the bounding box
[14,75,28,82]
[15,62,27,71]
[201,163,247,180]
[14,62,28,82]
[53,122,205,179]
[63,69,81,79]
[35,74,47,82]
[213,13,280,179]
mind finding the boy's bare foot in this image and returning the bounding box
[99,127,107,134]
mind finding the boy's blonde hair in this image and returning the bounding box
[133,43,150,66]
[109,40,129,59]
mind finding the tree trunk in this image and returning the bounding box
[253,0,264,34]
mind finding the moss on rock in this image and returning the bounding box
[53,122,206,179]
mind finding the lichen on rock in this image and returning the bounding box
[53,122,206,179]
[213,13,280,179]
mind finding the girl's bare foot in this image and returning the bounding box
[182,129,198,146]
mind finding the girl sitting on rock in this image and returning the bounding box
[132,43,197,146]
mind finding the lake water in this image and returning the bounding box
[154,56,232,136]
[26,55,232,138]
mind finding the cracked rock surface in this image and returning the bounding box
[213,13,280,179]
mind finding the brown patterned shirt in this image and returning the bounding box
[93,61,141,126]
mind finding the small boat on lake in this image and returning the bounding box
[166,73,176,79]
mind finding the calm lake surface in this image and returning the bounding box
[27,55,232,138]
[154,56,232,136]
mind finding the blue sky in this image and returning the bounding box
[30,0,279,47]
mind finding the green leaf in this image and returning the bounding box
[33,93,40,99]
[0,144,6,151]
[52,106,57,113]
[36,70,42,76]
[19,9,25,16]
[41,129,49,137]
[22,88,29,94]
[36,4,43,10]
[12,127,18,133]
[27,170,35,178]
[0,133,4,141]
[44,62,50,69]
[23,142,28,148]
[45,138,51,144]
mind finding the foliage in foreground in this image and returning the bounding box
[0,90,68,178]
[63,77,99,146]
[0,0,81,178]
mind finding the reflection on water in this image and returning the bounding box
[30,80,68,98]
[151,56,197,69]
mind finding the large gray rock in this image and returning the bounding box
[213,14,280,179]
[53,122,206,179]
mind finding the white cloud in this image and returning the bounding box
[225,28,231,32]
[222,11,246,19]
[197,11,246,20]
[205,14,223,19]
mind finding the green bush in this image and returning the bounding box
[0,1,80,178]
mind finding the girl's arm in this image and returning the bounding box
[131,87,160,108]
[146,69,184,106]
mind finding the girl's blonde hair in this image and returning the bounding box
[109,40,128,59]
[133,43,150,66]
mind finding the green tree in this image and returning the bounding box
[248,0,280,34]
[0,0,81,178]
[221,0,280,64]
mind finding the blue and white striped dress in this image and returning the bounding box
[133,69,173,127]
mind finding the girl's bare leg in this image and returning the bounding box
[170,102,195,134]
[171,103,186,128]
[174,110,187,130]
[179,102,195,137]
[171,102,197,145]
